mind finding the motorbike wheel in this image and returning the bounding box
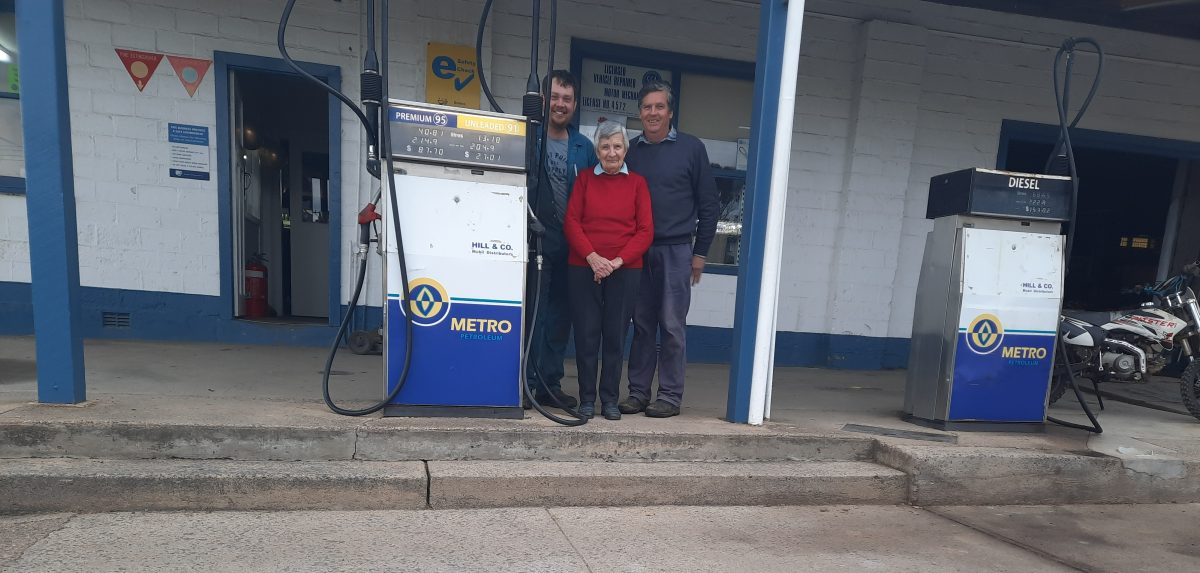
[1180,360,1200,421]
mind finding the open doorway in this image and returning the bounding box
[229,69,331,322]
[1003,141,1176,309]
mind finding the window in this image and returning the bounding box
[0,4,22,191]
[572,40,753,270]
[0,6,16,98]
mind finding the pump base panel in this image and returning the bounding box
[383,405,525,419]
[901,413,1046,433]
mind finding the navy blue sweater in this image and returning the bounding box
[626,131,720,258]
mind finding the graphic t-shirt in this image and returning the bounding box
[546,136,570,221]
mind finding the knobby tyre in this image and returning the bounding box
[1179,360,1200,421]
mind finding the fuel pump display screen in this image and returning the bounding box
[926,168,1071,222]
[388,102,527,171]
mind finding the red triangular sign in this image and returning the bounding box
[167,55,212,97]
[115,49,164,92]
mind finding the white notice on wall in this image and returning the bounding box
[168,123,210,180]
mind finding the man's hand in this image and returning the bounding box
[691,255,705,285]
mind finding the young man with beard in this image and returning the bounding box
[525,70,597,409]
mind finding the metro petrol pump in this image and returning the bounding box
[903,169,1073,431]
[903,37,1105,432]
[283,0,587,425]
[380,101,529,418]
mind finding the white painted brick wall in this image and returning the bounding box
[1,0,385,298]
[3,0,1199,347]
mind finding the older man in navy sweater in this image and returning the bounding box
[618,80,719,418]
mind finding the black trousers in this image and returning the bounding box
[568,265,641,407]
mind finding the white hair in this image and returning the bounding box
[593,121,628,149]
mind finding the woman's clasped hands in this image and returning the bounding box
[585,252,623,283]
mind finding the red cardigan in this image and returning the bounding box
[563,167,654,269]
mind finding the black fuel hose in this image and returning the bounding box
[1045,37,1103,273]
[280,0,415,415]
[278,0,377,150]
[1044,37,1103,434]
[519,0,586,426]
[1047,335,1102,433]
[477,0,503,113]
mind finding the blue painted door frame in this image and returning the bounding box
[997,119,1200,167]
[214,52,344,326]
[16,0,87,403]
[727,0,789,423]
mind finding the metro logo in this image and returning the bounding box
[451,318,513,333]
[1001,346,1048,359]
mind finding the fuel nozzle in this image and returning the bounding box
[361,0,383,180]
[357,203,382,252]
[362,67,383,179]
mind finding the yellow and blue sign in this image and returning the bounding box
[404,278,451,326]
[965,313,1004,354]
[387,277,521,408]
[950,312,1057,421]
[425,42,480,109]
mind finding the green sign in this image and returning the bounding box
[4,63,17,95]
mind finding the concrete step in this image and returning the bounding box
[0,458,905,513]
[0,421,875,463]
[427,460,907,509]
[0,458,428,513]
[877,443,1200,505]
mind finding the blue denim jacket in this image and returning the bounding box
[534,125,597,261]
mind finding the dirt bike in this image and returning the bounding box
[1050,261,1200,420]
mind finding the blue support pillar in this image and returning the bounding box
[726,0,788,423]
[17,0,87,403]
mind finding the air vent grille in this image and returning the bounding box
[102,312,131,328]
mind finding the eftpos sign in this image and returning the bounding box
[425,42,480,109]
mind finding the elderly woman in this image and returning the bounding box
[563,122,654,420]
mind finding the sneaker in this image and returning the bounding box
[618,396,648,414]
[577,403,595,419]
[601,403,622,420]
[644,399,680,418]
[536,387,579,409]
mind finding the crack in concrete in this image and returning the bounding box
[352,430,361,461]
[545,508,595,573]
[923,507,1093,572]
[1120,459,1188,480]
[423,461,432,509]
[1,513,77,572]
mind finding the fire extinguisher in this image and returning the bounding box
[245,256,268,318]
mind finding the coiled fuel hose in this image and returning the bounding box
[1044,37,1104,434]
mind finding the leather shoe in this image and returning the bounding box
[577,403,595,419]
[644,399,680,418]
[618,396,648,414]
[601,403,622,420]
[536,388,578,409]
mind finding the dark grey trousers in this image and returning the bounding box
[626,243,692,407]
[568,266,640,407]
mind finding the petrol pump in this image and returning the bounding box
[903,37,1105,432]
[903,168,1072,431]
[380,102,530,418]
[281,0,585,425]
